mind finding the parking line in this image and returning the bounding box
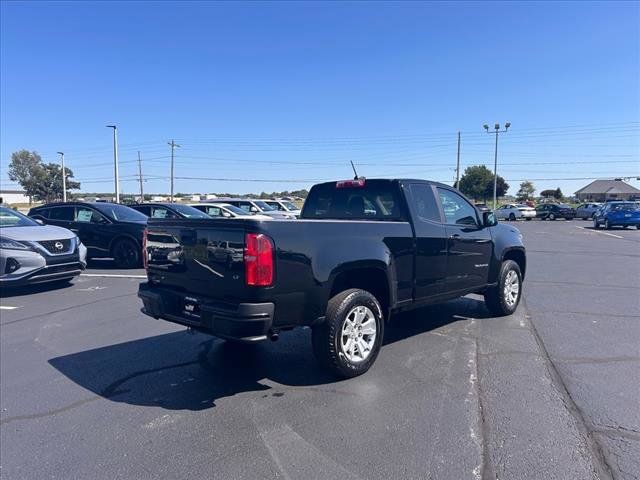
[0,305,19,310]
[80,273,147,279]
[574,226,624,239]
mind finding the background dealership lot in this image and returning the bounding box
[1,220,638,480]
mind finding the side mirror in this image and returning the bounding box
[222,212,231,218]
[250,206,258,213]
[35,218,44,225]
[483,211,498,227]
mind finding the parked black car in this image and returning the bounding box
[29,202,147,268]
[128,202,211,220]
[139,178,526,378]
[535,203,575,220]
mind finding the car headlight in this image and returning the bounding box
[0,237,31,250]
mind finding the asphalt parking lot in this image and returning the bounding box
[1,221,638,480]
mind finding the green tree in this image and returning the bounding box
[8,150,80,202]
[554,187,563,200]
[516,181,535,201]
[458,165,509,202]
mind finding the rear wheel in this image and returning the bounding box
[549,213,556,221]
[593,218,599,229]
[484,260,522,316]
[605,219,612,230]
[112,238,141,268]
[312,288,384,378]
[509,213,516,221]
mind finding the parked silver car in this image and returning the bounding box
[188,203,272,220]
[209,198,296,219]
[575,202,602,220]
[0,206,87,286]
[264,199,302,217]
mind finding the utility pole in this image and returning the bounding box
[168,139,180,202]
[56,151,66,202]
[455,131,461,188]
[137,151,144,202]
[106,125,120,203]
[483,122,510,209]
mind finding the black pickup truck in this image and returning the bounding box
[138,179,526,377]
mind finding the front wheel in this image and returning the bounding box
[593,218,600,229]
[484,260,522,316]
[525,217,532,221]
[312,289,384,378]
[605,220,612,230]
[549,213,556,221]
[509,213,516,221]
[112,238,141,268]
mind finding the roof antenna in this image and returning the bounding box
[350,161,359,180]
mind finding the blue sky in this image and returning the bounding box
[1,1,638,196]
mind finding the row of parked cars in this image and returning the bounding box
[0,198,300,287]
[1,193,638,289]
[490,201,640,226]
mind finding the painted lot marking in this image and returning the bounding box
[0,305,19,310]
[574,225,623,239]
[80,273,147,279]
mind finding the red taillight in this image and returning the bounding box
[244,233,274,286]
[142,228,148,269]
[336,178,365,189]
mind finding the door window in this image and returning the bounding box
[150,207,178,219]
[49,206,74,221]
[409,184,440,222]
[76,207,108,223]
[437,188,478,226]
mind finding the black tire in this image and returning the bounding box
[605,220,612,230]
[549,213,556,221]
[525,217,532,221]
[509,213,516,221]
[593,218,599,229]
[484,260,522,316]
[112,238,141,268]
[565,217,573,221]
[312,288,384,378]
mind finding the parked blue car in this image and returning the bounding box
[593,201,640,230]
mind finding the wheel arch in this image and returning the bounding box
[328,262,393,320]
[502,247,526,280]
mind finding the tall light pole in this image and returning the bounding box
[137,151,144,202]
[455,131,461,188]
[56,151,66,202]
[483,122,510,209]
[168,139,180,203]
[106,125,120,203]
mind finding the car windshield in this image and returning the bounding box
[558,204,572,208]
[515,204,529,208]
[610,202,639,211]
[253,201,275,211]
[280,201,298,210]
[92,203,147,222]
[0,206,39,227]
[169,204,211,219]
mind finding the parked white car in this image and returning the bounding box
[188,203,272,220]
[495,203,536,221]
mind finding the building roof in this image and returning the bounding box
[575,179,640,195]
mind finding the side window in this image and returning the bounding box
[49,206,74,221]
[135,205,152,216]
[237,202,252,213]
[437,188,478,226]
[33,208,50,219]
[409,184,440,222]
[76,207,107,223]
[206,206,222,217]
[151,207,177,219]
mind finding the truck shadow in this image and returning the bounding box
[48,297,492,411]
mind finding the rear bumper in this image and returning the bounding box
[138,282,274,342]
[606,216,640,226]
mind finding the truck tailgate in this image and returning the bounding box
[145,219,249,301]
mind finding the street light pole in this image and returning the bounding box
[483,122,510,209]
[56,151,66,202]
[106,125,120,203]
[168,139,180,203]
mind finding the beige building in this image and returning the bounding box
[574,179,640,202]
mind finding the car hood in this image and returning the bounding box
[0,225,76,241]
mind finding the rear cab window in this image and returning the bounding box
[301,179,406,221]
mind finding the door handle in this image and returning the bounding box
[449,234,460,239]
